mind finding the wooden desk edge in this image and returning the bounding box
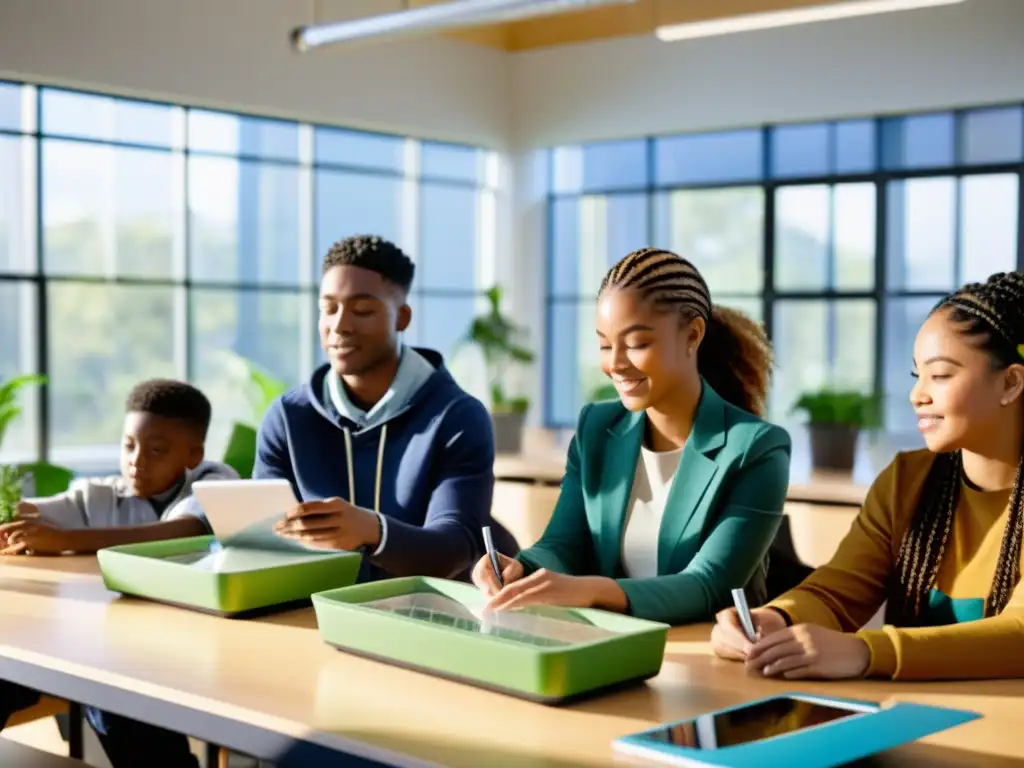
[0,646,427,768]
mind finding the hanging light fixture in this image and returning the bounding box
[292,0,637,51]
[655,0,968,42]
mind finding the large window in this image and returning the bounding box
[547,106,1024,445]
[0,82,498,470]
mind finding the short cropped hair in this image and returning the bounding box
[323,234,415,293]
[125,379,212,440]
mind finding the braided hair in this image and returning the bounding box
[888,270,1024,624]
[599,247,773,416]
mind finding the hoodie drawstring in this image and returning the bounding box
[342,424,387,517]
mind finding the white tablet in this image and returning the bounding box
[191,478,299,541]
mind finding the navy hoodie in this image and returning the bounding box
[253,348,495,582]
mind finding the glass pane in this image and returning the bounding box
[48,284,179,455]
[0,135,35,273]
[314,171,409,263]
[187,110,299,161]
[417,295,479,366]
[776,184,875,292]
[314,128,405,172]
[884,297,939,433]
[420,184,478,292]
[959,174,1019,285]
[42,140,182,279]
[886,177,955,292]
[774,185,829,292]
[835,119,875,174]
[549,194,648,297]
[654,130,763,186]
[961,107,1024,165]
[189,156,305,285]
[882,112,955,170]
[0,281,39,463]
[191,289,306,456]
[552,140,648,194]
[716,297,763,324]
[770,299,876,424]
[420,143,482,183]
[0,82,23,132]
[41,89,178,147]
[653,187,764,295]
[547,301,600,426]
[771,123,829,178]
[833,184,876,291]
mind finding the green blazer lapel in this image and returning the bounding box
[597,410,644,575]
[657,382,727,572]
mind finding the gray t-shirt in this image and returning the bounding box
[25,460,238,530]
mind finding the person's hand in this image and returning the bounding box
[273,497,380,552]
[471,552,524,598]
[745,624,871,680]
[0,518,72,556]
[485,569,606,612]
[710,606,788,661]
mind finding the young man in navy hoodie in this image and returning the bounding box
[257,234,515,579]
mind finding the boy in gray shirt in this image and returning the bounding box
[0,378,236,767]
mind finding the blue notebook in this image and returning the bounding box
[612,693,980,767]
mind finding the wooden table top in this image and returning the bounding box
[1,556,1020,767]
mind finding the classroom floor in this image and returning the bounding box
[3,718,261,767]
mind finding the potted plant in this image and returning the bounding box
[792,389,881,474]
[0,375,73,504]
[222,358,288,479]
[462,286,534,454]
[0,465,23,524]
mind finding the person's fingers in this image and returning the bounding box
[277,514,340,533]
[500,559,524,585]
[745,640,804,673]
[713,608,754,655]
[746,627,797,660]
[494,582,550,612]
[761,650,812,677]
[709,624,746,660]
[285,498,343,518]
[487,569,547,611]
[472,557,503,596]
[1,540,28,556]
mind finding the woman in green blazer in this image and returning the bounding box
[472,248,792,626]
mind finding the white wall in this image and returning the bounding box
[0,0,511,148]
[510,0,1024,146]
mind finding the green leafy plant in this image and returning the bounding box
[0,465,25,524]
[792,389,882,429]
[0,374,46,449]
[0,374,74,503]
[463,286,534,414]
[222,357,289,479]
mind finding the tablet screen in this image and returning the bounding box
[641,696,872,749]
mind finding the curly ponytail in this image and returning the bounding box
[599,247,773,416]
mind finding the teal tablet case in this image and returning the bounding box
[612,693,981,767]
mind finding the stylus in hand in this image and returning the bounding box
[482,525,504,588]
[731,588,758,643]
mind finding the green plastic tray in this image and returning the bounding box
[312,576,669,704]
[98,535,362,618]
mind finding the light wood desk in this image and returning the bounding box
[1,556,1021,767]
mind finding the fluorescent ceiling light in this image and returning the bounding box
[292,0,636,51]
[655,0,967,42]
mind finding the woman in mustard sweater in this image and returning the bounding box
[712,270,1024,681]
